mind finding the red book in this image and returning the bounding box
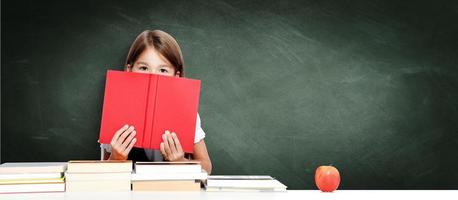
[99,70,201,153]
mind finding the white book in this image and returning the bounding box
[0,183,65,194]
[0,162,67,174]
[65,172,131,181]
[206,176,287,190]
[135,161,201,174]
[207,179,287,189]
[67,160,132,173]
[66,180,131,192]
[208,175,274,180]
[132,171,208,181]
[0,172,63,180]
[206,186,287,192]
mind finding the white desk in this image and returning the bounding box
[1,190,457,200]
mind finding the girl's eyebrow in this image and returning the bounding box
[136,61,149,66]
[159,64,173,68]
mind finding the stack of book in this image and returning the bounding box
[0,162,67,194]
[205,175,287,192]
[65,160,132,192]
[132,161,207,191]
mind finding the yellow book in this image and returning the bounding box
[0,177,64,185]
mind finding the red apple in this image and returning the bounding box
[315,165,340,192]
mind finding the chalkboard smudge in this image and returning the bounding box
[31,136,49,140]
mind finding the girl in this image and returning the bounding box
[100,30,212,174]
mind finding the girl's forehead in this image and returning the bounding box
[136,47,172,67]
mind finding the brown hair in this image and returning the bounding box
[125,30,184,77]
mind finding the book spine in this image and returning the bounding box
[150,76,160,149]
[138,74,151,147]
[143,74,158,149]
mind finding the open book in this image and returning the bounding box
[206,175,287,191]
[99,70,201,153]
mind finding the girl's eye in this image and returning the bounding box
[139,66,148,71]
[160,68,168,73]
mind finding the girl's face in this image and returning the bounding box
[126,47,179,77]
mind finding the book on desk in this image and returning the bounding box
[0,162,67,193]
[0,161,287,193]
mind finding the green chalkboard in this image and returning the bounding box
[2,0,458,189]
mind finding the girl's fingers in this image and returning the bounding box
[171,132,183,153]
[111,124,129,145]
[116,126,135,147]
[123,138,137,156]
[160,142,168,160]
[162,133,173,156]
[120,130,136,150]
[166,131,177,154]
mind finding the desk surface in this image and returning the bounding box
[1,190,457,200]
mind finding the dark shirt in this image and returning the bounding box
[127,147,192,162]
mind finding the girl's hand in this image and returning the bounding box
[109,125,137,160]
[160,130,186,161]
